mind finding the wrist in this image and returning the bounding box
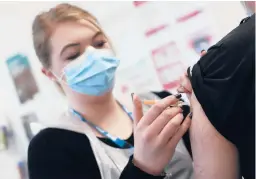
[132,157,165,176]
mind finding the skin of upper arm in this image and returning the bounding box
[189,105,240,179]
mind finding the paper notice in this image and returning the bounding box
[151,42,186,90]
[115,57,162,95]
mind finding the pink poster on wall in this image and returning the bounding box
[133,1,148,7]
[151,42,186,90]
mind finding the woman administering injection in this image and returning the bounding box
[28,3,193,179]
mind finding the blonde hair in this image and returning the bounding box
[32,3,102,69]
[32,3,105,94]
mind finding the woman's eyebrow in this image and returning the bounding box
[60,43,80,56]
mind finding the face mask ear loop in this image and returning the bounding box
[51,70,69,86]
[51,70,80,97]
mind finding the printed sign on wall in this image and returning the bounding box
[151,42,186,90]
[188,31,212,54]
[114,57,162,110]
[116,57,162,94]
[6,54,39,104]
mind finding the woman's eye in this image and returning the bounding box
[93,41,106,48]
[67,53,80,60]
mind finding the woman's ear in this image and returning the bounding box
[41,67,57,81]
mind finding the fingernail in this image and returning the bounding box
[174,93,182,99]
[131,93,134,101]
[189,112,193,119]
[180,105,190,115]
[178,104,185,111]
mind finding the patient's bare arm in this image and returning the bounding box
[189,92,240,179]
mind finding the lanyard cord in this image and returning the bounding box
[70,102,134,149]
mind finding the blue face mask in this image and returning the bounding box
[59,47,120,96]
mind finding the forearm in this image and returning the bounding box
[190,108,240,179]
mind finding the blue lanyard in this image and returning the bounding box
[70,104,134,149]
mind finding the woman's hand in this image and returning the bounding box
[177,72,192,95]
[132,94,191,176]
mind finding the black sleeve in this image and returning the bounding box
[121,156,164,179]
[189,15,255,179]
[190,14,255,144]
[28,128,164,179]
[28,128,102,179]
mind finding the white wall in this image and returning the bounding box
[0,2,247,179]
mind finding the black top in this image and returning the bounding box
[189,14,255,179]
[28,91,190,179]
[28,128,164,179]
